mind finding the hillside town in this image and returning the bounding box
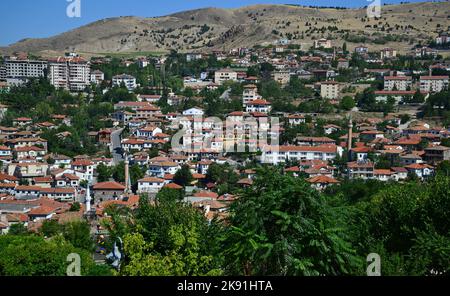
[1,11,450,276]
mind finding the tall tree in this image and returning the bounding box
[223,168,361,276]
[173,165,193,187]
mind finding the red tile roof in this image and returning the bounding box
[307,175,339,184]
[93,181,126,190]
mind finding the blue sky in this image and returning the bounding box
[0,0,428,46]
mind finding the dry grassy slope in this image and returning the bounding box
[1,1,449,56]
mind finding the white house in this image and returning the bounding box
[287,114,306,125]
[112,74,137,91]
[182,107,204,116]
[148,162,180,178]
[137,177,165,193]
[261,145,340,164]
[245,99,272,113]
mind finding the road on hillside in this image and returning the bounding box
[111,128,124,165]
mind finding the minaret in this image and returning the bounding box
[348,114,353,161]
[85,181,91,213]
[124,153,130,194]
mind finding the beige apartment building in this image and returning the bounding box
[320,81,340,99]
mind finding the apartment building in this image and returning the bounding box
[242,84,261,106]
[245,99,272,113]
[48,57,90,91]
[424,146,450,164]
[272,71,290,86]
[3,57,47,79]
[261,145,339,164]
[435,32,449,45]
[380,48,397,59]
[90,70,105,84]
[415,47,438,58]
[347,161,375,179]
[112,74,137,91]
[214,68,238,85]
[419,76,449,93]
[137,177,165,193]
[314,38,332,49]
[0,65,7,80]
[320,81,340,99]
[383,76,412,91]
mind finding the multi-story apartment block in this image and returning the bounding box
[0,65,6,80]
[214,68,238,85]
[419,76,449,93]
[320,81,340,99]
[261,145,339,164]
[415,47,438,58]
[90,70,104,84]
[435,32,449,45]
[347,161,375,179]
[245,99,272,113]
[186,53,203,62]
[380,48,397,59]
[272,71,290,86]
[383,76,412,91]
[48,57,90,91]
[424,146,450,164]
[242,84,261,106]
[112,74,137,91]
[137,177,165,194]
[3,57,47,79]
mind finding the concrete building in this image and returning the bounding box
[93,181,126,202]
[424,146,450,164]
[242,84,261,106]
[48,57,90,91]
[3,57,47,79]
[112,74,137,91]
[273,71,290,86]
[90,70,104,84]
[314,38,332,49]
[384,76,412,91]
[380,48,397,59]
[0,65,6,80]
[214,68,238,85]
[435,32,449,45]
[320,81,340,99]
[261,145,339,164]
[354,45,369,55]
[137,177,165,193]
[186,53,203,62]
[245,99,272,113]
[419,76,449,93]
[347,161,375,179]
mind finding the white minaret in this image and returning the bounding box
[124,153,131,194]
[348,113,353,161]
[85,181,91,213]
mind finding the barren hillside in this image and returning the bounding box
[1,1,449,56]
